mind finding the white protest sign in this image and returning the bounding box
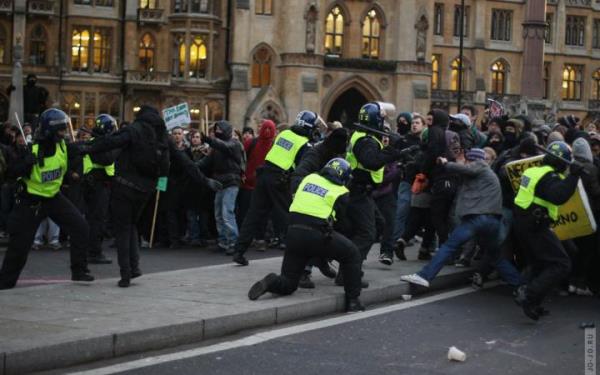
[162,103,191,130]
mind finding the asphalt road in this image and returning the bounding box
[0,241,280,286]
[62,285,599,375]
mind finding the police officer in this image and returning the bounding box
[248,158,364,312]
[232,111,321,266]
[338,102,405,287]
[0,109,94,289]
[80,105,169,287]
[82,114,118,264]
[513,141,583,320]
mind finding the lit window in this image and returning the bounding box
[72,28,90,71]
[139,0,157,9]
[139,33,156,72]
[325,6,344,56]
[431,55,440,90]
[562,64,583,101]
[362,9,381,59]
[189,35,207,78]
[251,46,271,88]
[592,69,600,100]
[93,28,111,73]
[491,61,507,95]
[450,58,465,91]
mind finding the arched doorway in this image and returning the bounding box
[326,88,368,127]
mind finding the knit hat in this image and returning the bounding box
[465,148,486,161]
[573,138,593,163]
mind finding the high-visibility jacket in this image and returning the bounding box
[23,141,67,198]
[289,173,348,220]
[83,154,115,177]
[514,165,562,221]
[346,131,384,184]
[265,129,309,171]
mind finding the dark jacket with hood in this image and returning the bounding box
[197,120,243,188]
[422,109,450,182]
[84,105,170,193]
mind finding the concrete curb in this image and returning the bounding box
[3,269,471,374]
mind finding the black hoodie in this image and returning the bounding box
[197,120,243,188]
[422,109,449,181]
[85,105,170,192]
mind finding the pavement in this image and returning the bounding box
[0,245,473,375]
[109,286,599,375]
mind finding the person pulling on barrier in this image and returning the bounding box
[248,158,365,312]
[0,108,94,289]
[512,141,584,320]
[337,102,411,288]
[82,114,119,265]
[232,111,321,266]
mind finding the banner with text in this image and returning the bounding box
[505,155,597,240]
[163,103,191,130]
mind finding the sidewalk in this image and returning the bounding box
[0,246,473,375]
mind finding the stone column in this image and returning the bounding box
[520,0,546,99]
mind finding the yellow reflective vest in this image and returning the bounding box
[265,129,309,171]
[346,131,384,184]
[23,141,67,198]
[514,165,562,221]
[83,154,115,177]
[289,173,348,220]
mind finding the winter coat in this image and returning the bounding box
[241,120,275,190]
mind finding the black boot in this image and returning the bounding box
[395,239,407,261]
[233,252,249,266]
[345,297,365,313]
[514,285,540,321]
[248,273,278,300]
[88,254,112,265]
[118,278,131,288]
[298,272,315,289]
[72,272,95,282]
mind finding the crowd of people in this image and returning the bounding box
[0,100,598,317]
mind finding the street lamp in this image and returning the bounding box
[457,0,465,111]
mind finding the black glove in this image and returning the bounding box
[23,151,36,167]
[388,133,404,149]
[206,178,222,192]
[569,162,585,177]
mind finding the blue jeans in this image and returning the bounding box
[393,182,412,240]
[214,186,239,249]
[186,209,208,242]
[418,214,522,286]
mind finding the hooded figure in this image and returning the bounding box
[197,120,243,188]
[396,112,413,136]
[242,120,276,190]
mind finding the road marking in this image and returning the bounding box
[68,283,497,375]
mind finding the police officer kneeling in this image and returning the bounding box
[513,141,583,320]
[248,158,365,312]
[0,109,94,289]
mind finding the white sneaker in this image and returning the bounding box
[400,273,430,288]
[576,287,594,296]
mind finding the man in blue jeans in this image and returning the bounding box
[401,148,522,288]
[197,121,243,253]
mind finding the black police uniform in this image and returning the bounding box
[0,140,92,289]
[233,125,312,263]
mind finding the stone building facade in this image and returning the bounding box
[0,0,228,128]
[230,0,600,128]
[1,0,600,129]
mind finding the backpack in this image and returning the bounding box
[445,130,461,159]
[130,122,167,178]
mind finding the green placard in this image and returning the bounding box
[156,176,168,192]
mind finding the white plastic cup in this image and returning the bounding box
[447,346,467,362]
[401,294,412,301]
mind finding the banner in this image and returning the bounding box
[505,155,597,240]
[162,103,191,130]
